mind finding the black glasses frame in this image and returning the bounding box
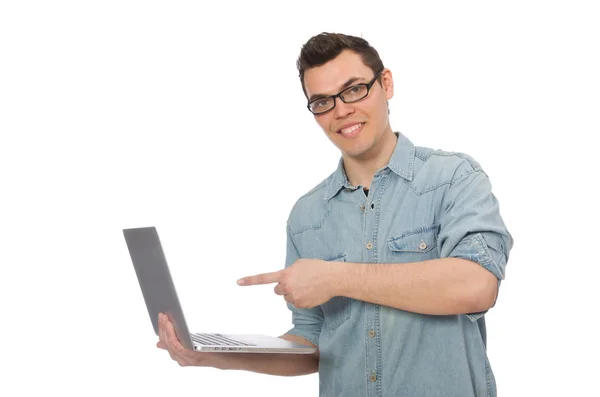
[307,68,384,115]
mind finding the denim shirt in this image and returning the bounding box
[284,132,513,397]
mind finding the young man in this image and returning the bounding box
[157,32,513,397]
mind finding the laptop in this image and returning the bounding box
[123,226,316,354]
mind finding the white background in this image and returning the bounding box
[1,1,598,396]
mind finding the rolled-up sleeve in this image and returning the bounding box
[438,163,514,320]
[283,223,324,346]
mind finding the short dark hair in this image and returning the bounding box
[296,32,385,98]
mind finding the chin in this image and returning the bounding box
[340,143,374,159]
[326,127,376,157]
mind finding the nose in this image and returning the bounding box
[333,98,355,119]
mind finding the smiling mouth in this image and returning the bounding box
[338,123,365,137]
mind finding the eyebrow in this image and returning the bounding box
[308,76,364,102]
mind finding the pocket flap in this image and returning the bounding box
[322,253,347,262]
[387,224,440,253]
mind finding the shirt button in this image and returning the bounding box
[369,329,376,338]
[419,239,427,250]
[366,241,373,249]
[370,371,377,382]
[359,204,366,211]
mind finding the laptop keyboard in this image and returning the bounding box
[191,333,256,346]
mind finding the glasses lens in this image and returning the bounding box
[340,84,368,103]
[309,98,334,114]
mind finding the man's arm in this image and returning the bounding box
[157,313,318,376]
[337,257,498,315]
[338,167,511,317]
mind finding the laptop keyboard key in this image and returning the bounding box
[191,333,255,347]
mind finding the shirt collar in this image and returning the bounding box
[324,132,415,201]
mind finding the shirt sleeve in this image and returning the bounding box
[283,222,324,346]
[438,163,514,321]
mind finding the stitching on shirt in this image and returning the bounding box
[391,144,416,180]
[406,148,483,195]
[287,223,302,260]
[449,168,480,187]
[376,304,382,396]
[393,223,440,240]
[402,167,482,196]
[290,209,333,236]
[363,308,369,391]
[407,146,415,179]
[486,356,492,397]
[400,178,452,196]
[415,147,481,171]
[298,178,330,201]
[473,233,505,279]
[372,172,390,264]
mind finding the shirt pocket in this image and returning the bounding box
[320,253,352,332]
[387,223,440,262]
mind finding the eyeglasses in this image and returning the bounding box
[307,69,383,115]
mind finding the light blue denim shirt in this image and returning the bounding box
[284,132,513,397]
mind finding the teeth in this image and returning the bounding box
[340,123,362,134]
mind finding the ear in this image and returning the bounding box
[381,68,394,100]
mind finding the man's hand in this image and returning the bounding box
[237,258,345,308]
[157,313,216,367]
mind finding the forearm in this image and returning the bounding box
[211,334,318,376]
[339,258,498,315]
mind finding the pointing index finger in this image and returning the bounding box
[237,270,283,286]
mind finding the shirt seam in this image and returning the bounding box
[415,148,481,172]
[290,209,333,237]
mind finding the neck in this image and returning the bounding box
[343,128,397,189]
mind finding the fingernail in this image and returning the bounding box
[237,279,244,285]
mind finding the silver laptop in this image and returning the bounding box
[123,226,316,354]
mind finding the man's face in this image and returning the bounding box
[303,50,394,160]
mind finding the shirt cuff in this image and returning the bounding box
[285,327,321,347]
[449,232,508,321]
